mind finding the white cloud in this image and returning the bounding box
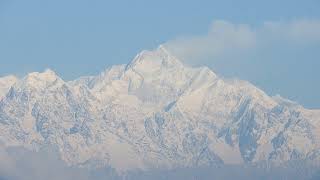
[164,19,320,64]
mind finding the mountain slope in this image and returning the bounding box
[0,46,319,171]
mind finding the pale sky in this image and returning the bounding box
[0,0,320,108]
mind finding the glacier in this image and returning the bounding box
[0,45,319,173]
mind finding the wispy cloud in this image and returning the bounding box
[164,19,320,64]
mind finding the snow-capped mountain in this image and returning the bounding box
[0,46,319,171]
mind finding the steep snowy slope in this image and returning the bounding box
[0,46,319,171]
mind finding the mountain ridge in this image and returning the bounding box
[0,45,319,171]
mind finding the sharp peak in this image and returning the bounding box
[43,68,56,74]
[145,44,174,56]
[26,68,58,77]
[126,45,184,71]
[19,68,64,86]
[8,71,65,93]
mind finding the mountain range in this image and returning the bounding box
[0,45,319,172]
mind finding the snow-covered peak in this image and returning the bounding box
[125,45,184,74]
[27,68,59,81]
[15,69,64,91]
[0,75,18,99]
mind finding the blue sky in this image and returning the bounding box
[0,0,320,108]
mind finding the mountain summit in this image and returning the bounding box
[126,45,184,71]
[0,47,319,171]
